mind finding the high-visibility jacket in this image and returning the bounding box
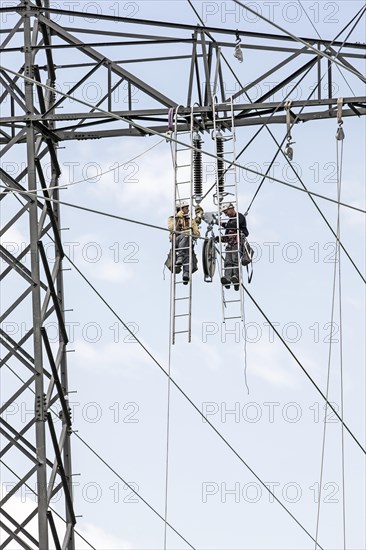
[167,214,200,240]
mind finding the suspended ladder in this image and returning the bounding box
[170,106,202,344]
[212,97,245,323]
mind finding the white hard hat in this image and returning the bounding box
[221,202,234,213]
[176,200,189,208]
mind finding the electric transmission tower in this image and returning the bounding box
[0,0,365,547]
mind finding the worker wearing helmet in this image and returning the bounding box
[167,201,203,284]
[219,203,248,290]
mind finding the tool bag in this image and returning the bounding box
[241,237,254,283]
[164,249,198,274]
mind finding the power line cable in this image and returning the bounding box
[241,285,365,455]
[72,433,196,549]
[335,124,346,550]
[2,167,364,214]
[315,131,347,549]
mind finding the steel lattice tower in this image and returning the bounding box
[0,0,365,547]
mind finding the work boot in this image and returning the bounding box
[183,274,189,285]
[221,276,230,289]
[231,276,240,291]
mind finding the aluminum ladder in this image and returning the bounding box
[170,106,195,343]
[212,97,244,323]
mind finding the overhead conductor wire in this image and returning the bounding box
[164,189,176,548]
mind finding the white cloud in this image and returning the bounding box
[245,340,299,389]
[89,258,133,283]
[82,140,173,217]
[75,522,132,550]
[73,339,155,379]
[0,226,27,248]
[64,231,134,283]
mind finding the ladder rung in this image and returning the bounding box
[224,299,242,303]
[174,313,189,318]
[174,330,190,334]
[224,316,242,320]
[176,148,190,152]
[177,164,191,168]
[176,180,191,184]
[175,296,189,300]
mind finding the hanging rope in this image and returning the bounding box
[163,283,174,549]
[314,112,346,550]
[233,31,243,63]
[242,289,250,394]
[336,128,346,550]
[336,97,345,141]
[284,100,295,161]
[167,107,174,132]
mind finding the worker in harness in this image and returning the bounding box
[219,202,248,291]
[167,201,203,284]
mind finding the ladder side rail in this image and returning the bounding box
[212,95,227,321]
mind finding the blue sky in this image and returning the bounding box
[0,1,365,549]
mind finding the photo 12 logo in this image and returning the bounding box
[201,480,340,504]
[200,2,339,25]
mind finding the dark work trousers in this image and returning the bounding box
[175,234,190,275]
[224,242,241,281]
